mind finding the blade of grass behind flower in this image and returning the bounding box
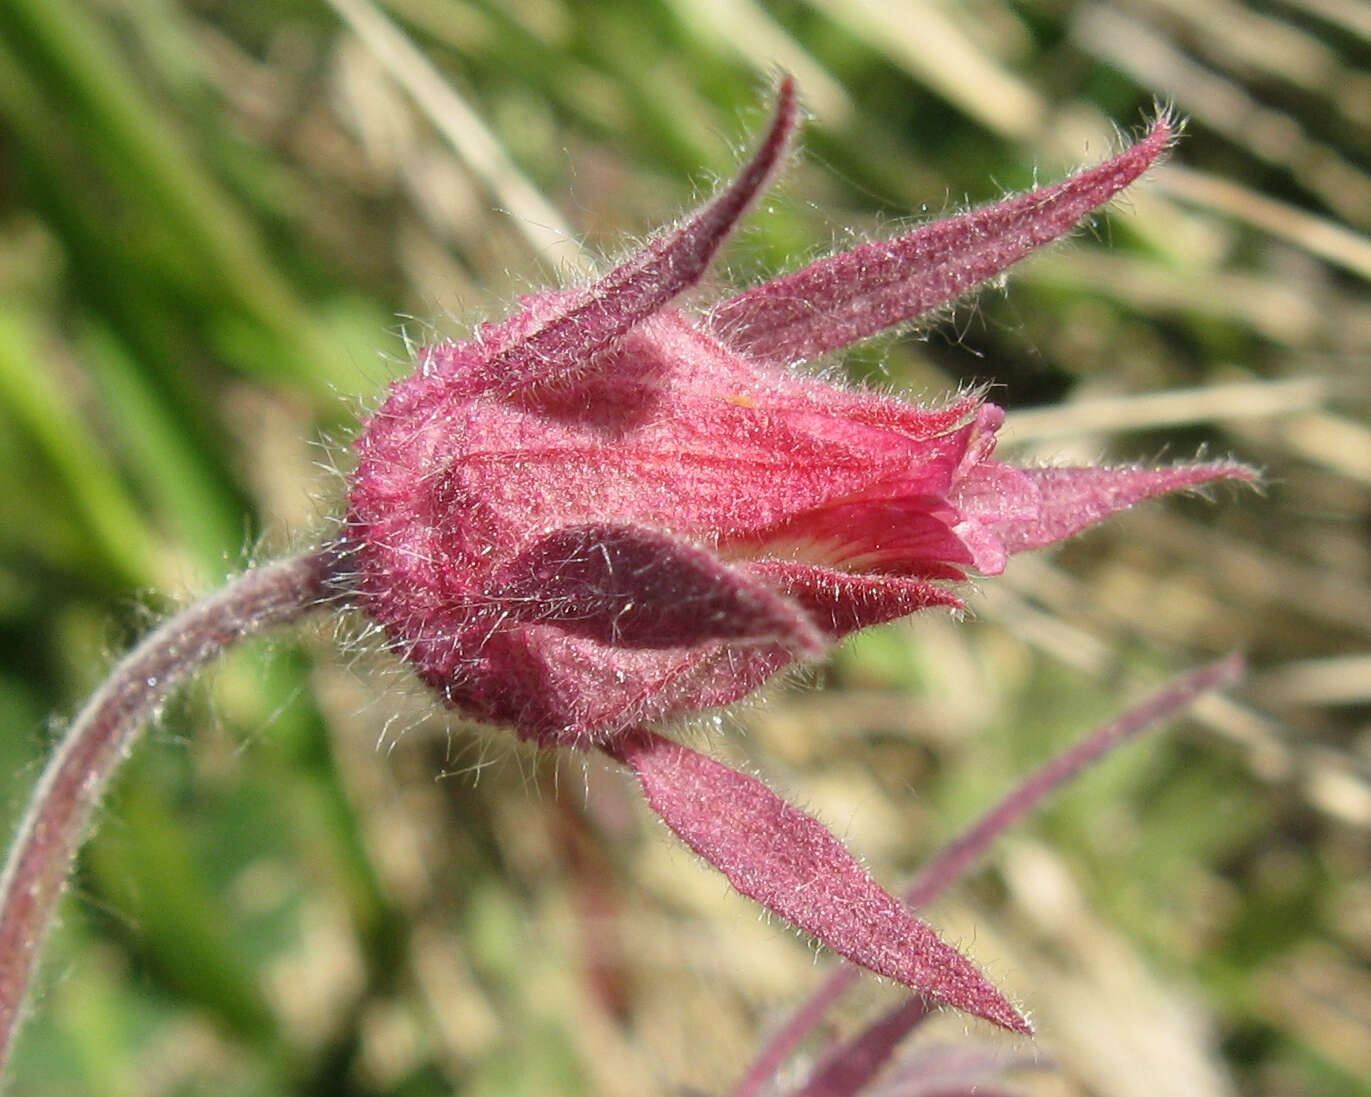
[1154,164,1371,283]
[1019,251,1370,349]
[1126,0,1366,132]
[78,325,247,582]
[1282,0,1371,41]
[1073,4,1371,228]
[1004,377,1330,443]
[806,0,1044,141]
[326,0,591,276]
[0,308,157,589]
[0,0,355,399]
[664,0,854,125]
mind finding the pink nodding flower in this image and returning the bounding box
[342,78,1251,1034]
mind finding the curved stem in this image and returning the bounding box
[0,549,338,1075]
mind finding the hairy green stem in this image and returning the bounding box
[0,549,337,1076]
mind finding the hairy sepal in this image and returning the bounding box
[605,728,1031,1034]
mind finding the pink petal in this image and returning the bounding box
[488,523,825,654]
[605,729,1030,1034]
[993,462,1256,554]
[483,76,800,395]
[711,119,1172,365]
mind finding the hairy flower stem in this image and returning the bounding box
[0,549,337,1075]
[729,654,1244,1097]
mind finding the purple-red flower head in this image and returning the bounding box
[341,77,1251,1033]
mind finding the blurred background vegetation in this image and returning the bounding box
[0,0,1368,1094]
